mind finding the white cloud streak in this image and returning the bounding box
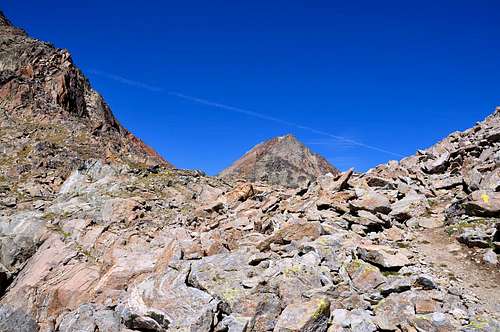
[89,69,164,92]
[168,92,404,158]
[88,69,404,158]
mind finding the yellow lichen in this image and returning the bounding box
[312,298,330,319]
[481,193,490,204]
[283,264,302,276]
[221,287,241,302]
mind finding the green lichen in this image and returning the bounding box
[221,287,241,302]
[463,318,489,330]
[75,243,98,263]
[312,298,329,319]
[382,270,399,277]
[42,212,57,221]
[283,264,302,276]
[350,259,364,270]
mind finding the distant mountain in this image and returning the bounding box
[0,11,169,197]
[220,134,339,187]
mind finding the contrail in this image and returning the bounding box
[89,69,164,92]
[168,92,404,158]
[89,69,403,157]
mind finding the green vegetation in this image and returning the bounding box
[382,270,399,277]
[463,318,489,330]
[445,218,489,236]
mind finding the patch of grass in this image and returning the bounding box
[445,218,490,236]
[41,212,57,221]
[16,145,32,160]
[464,318,489,330]
[382,270,400,277]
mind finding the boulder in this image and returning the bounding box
[483,249,498,265]
[350,190,391,214]
[422,151,450,174]
[390,193,429,221]
[417,216,444,229]
[462,191,500,217]
[346,260,386,292]
[225,183,255,204]
[373,292,415,330]
[0,305,38,332]
[320,168,353,193]
[273,298,330,332]
[257,220,322,251]
[58,304,121,332]
[356,244,410,269]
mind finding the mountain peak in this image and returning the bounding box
[220,134,339,187]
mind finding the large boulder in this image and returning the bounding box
[273,298,330,332]
[462,191,500,217]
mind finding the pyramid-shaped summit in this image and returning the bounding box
[220,134,339,187]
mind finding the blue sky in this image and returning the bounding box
[3,1,499,174]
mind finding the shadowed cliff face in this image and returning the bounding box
[0,11,169,199]
[0,11,499,332]
[220,134,339,188]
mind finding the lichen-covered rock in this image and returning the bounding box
[373,292,415,330]
[346,260,386,292]
[462,191,500,217]
[273,298,330,332]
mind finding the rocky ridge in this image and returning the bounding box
[0,11,169,205]
[0,11,499,332]
[220,134,339,188]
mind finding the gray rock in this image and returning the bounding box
[58,304,121,332]
[373,292,415,331]
[458,227,494,248]
[415,274,437,290]
[462,191,500,217]
[220,314,250,332]
[357,244,410,269]
[423,151,450,174]
[390,193,429,221]
[274,298,330,332]
[483,249,498,265]
[0,305,38,332]
[0,211,46,274]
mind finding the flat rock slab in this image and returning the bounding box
[357,244,410,269]
[274,298,330,332]
[418,217,444,229]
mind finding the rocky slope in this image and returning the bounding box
[1,11,499,332]
[220,134,339,188]
[0,11,169,206]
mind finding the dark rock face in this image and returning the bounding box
[0,11,499,332]
[0,10,170,202]
[220,134,339,188]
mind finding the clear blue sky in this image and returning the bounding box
[3,1,499,174]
